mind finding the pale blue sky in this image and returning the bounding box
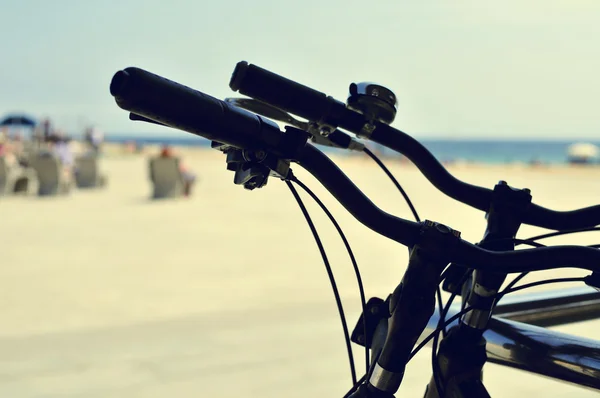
[1,0,599,138]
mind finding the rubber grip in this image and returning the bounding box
[230,61,332,122]
[110,67,282,150]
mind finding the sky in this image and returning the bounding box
[1,0,599,139]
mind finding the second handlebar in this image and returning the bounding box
[296,144,600,274]
[230,61,600,231]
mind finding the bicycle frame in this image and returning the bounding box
[419,286,600,391]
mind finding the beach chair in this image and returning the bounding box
[74,155,107,188]
[148,156,185,199]
[29,153,71,196]
[0,156,38,196]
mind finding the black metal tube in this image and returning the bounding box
[110,67,284,151]
[295,144,420,246]
[229,61,600,231]
[493,286,600,327]
[370,125,492,212]
[370,125,600,230]
[454,241,600,273]
[417,308,600,391]
[295,145,600,272]
[524,203,600,230]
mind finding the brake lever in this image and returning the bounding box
[129,112,169,126]
[225,97,364,151]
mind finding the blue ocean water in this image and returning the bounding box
[104,134,600,165]
[378,139,600,164]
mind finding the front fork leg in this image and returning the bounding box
[423,326,490,398]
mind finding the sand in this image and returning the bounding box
[2,146,600,397]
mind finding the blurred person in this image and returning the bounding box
[0,131,7,156]
[9,132,30,167]
[41,118,52,141]
[0,133,19,169]
[85,125,104,153]
[9,131,24,153]
[0,126,8,141]
[45,132,75,182]
[159,145,196,196]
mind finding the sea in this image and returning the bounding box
[103,134,600,165]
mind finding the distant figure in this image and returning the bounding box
[0,127,8,142]
[46,133,75,181]
[8,132,29,167]
[41,118,52,141]
[10,131,24,153]
[0,132,7,156]
[0,133,25,168]
[159,145,196,196]
[85,125,104,154]
[0,133,16,167]
[0,133,36,194]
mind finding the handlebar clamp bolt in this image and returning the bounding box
[242,149,267,163]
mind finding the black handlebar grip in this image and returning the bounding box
[230,61,335,123]
[110,67,283,150]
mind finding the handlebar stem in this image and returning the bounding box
[427,181,531,396]
[461,181,532,330]
[360,221,460,396]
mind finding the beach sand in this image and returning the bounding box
[2,146,600,397]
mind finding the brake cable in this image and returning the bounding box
[289,148,600,393]
[288,147,432,388]
[524,227,600,242]
[362,147,446,324]
[501,234,600,301]
[343,273,589,398]
[363,147,420,221]
[411,275,588,362]
[498,240,547,296]
[431,268,472,396]
[485,227,600,249]
[285,180,357,385]
[363,145,454,396]
[289,175,370,375]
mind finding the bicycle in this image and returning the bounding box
[109,62,600,397]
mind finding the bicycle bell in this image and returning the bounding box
[346,82,397,125]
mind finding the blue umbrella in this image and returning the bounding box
[0,114,37,127]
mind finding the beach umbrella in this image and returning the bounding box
[0,114,37,127]
[567,142,599,163]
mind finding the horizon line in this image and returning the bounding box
[101,132,600,142]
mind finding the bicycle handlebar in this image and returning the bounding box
[110,67,283,151]
[109,67,600,274]
[229,61,600,231]
[296,145,600,273]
